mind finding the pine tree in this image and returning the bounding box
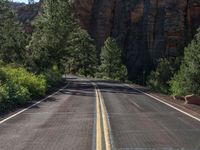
[99,37,127,81]
[170,29,200,95]
[67,27,98,77]
[147,58,181,94]
[0,0,26,64]
[27,0,74,73]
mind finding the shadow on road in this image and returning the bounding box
[91,80,142,95]
[60,81,95,97]
[67,79,142,95]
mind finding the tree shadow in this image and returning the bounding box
[60,81,95,97]
[90,80,142,95]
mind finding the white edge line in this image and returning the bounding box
[0,82,70,124]
[125,84,200,122]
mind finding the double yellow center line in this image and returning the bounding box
[94,84,112,150]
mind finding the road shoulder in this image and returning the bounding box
[126,83,200,121]
[0,80,69,123]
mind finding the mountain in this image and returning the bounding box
[13,0,200,82]
[72,0,200,82]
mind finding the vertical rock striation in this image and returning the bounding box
[73,0,200,82]
[14,0,200,82]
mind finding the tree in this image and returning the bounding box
[27,0,74,73]
[99,37,127,81]
[170,29,200,96]
[0,0,26,64]
[67,27,98,77]
[147,58,180,94]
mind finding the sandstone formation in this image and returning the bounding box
[13,0,200,82]
[72,0,200,82]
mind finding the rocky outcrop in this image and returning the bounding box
[12,2,41,34]
[72,0,200,82]
[13,0,200,82]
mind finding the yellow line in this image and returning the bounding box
[98,89,111,150]
[96,89,102,150]
[94,83,112,150]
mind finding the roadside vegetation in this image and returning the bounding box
[0,62,46,111]
[66,27,98,77]
[147,29,200,96]
[98,37,127,81]
[146,58,181,94]
[2,0,198,111]
[170,29,200,96]
[0,0,127,111]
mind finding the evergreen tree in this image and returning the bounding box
[147,58,181,94]
[170,29,200,95]
[27,0,74,73]
[67,27,98,77]
[0,0,26,64]
[99,37,127,81]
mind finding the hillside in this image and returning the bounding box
[13,0,200,82]
[11,2,40,33]
[72,0,200,81]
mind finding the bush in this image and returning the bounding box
[0,64,47,110]
[147,58,180,94]
[170,29,200,96]
[43,68,62,87]
[169,69,187,96]
[1,82,30,104]
[0,65,47,98]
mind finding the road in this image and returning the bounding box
[0,77,200,150]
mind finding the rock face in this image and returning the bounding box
[12,2,41,34]
[13,0,200,82]
[72,0,200,82]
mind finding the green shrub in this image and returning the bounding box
[169,69,187,96]
[0,82,30,112]
[170,29,200,96]
[43,69,62,87]
[0,65,47,98]
[0,64,47,110]
[147,58,180,94]
[0,84,9,103]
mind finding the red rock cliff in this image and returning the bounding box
[14,0,200,81]
[72,0,200,81]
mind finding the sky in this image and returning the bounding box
[13,0,39,4]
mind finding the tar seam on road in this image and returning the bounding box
[0,82,71,125]
[125,84,200,122]
[92,82,113,150]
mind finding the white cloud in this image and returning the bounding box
[13,0,39,4]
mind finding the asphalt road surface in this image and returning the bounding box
[0,77,200,150]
